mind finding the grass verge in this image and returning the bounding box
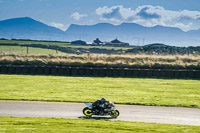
[0,117,200,133]
[0,53,200,69]
[0,74,199,108]
[0,46,64,54]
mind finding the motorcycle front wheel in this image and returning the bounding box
[110,110,120,118]
[83,107,93,116]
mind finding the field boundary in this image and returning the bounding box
[0,43,122,54]
[0,65,200,78]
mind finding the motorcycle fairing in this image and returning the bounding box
[84,103,93,109]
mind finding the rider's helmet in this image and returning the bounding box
[101,98,106,103]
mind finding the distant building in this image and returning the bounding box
[92,38,104,46]
[105,39,129,47]
[71,38,130,47]
[71,40,87,45]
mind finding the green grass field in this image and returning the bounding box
[0,39,70,47]
[0,117,200,133]
[0,39,133,51]
[0,74,199,108]
[67,45,133,50]
[0,46,64,54]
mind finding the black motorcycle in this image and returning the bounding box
[83,102,120,118]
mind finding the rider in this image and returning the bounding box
[92,98,109,115]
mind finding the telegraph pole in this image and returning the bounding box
[26,46,29,54]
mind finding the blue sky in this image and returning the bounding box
[0,0,200,31]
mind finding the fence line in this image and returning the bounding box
[0,65,199,78]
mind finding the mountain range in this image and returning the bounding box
[0,17,200,46]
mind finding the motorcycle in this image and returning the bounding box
[83,102,120,118]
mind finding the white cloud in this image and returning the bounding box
[50,22,64,29]
[96,5,200,31]
[169,22,193,30]
[49,22,69,31]
[71,12,88,21]
[96,5,134,22]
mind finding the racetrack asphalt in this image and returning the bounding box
[0,100,200,126]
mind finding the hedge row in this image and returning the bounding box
[0,65,200,78]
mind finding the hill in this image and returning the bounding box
[66,23,200,46]
[0,17,200,46]
[0,17,66,40]
[126,43,200,54]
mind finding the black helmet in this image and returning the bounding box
[101,98,106,102]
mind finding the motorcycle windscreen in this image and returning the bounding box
[85,103,93,107]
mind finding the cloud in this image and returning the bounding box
[136,6,161,19]
[96,5,200,31]
[49,22,69,31]
[171,22,193,29]
[179,10,200,20]
[71,12,88,21]
[96,5,134,22]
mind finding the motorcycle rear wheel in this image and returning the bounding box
[83,107,93,116]
[110,110,120,118]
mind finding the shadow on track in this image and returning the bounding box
[78,116,116,120]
